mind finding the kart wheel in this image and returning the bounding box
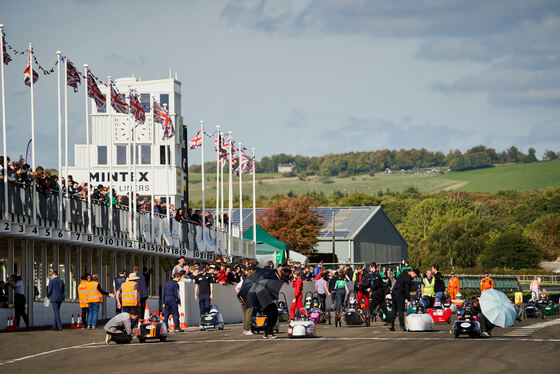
[328,313,332,325]
[454,332,460,339]
[365,316,370,327]
[138,337,146,343]
[159,337,167,342]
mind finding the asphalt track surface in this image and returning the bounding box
[1,316,559,373]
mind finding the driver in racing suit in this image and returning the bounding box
[368,262,390,324]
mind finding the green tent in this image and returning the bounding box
[243,224,289,263]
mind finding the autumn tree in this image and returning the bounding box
[259,195,323,255]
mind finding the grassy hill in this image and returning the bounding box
[187,161,560,201]
[440,161,560,193]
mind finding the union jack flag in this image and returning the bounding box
[188,130,203,150]
[249,156,255,176]
[240,153,250,167]
[153,99,175,139]
[66,59,81,93]
[110,84,128,114]
[2,40,11,65]
[87,71,106,110]
[128,91,145,125]
[23,55,38,86]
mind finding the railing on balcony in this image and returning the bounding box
[0,182,255,260]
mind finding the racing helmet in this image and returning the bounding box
[455,292,462,300]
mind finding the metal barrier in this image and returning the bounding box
[0,182,255,260]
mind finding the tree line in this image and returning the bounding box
[188,146,559,174]
[254,146,558,175]
[252,187,560,271]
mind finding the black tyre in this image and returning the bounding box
[328,313,332,325]
[365,316,370,327]
[138,337,146,343]
[454,331,460,339]
[159,337,167,342]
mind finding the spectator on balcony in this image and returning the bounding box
[50,175,60,193]
[91,184,104,201]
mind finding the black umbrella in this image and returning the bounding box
[238,268,284,310]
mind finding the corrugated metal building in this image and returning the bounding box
[223,206,408,264]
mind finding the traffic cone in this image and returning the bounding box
[136,318,144,338]
[144,303,150,321]
[159,312,164,323]
[180,312,187,329]
[168,316,175,332]
[7,316,19,332]
[76,314,83,329]
[70,314,76,329]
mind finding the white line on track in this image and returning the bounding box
[3,329,560,365]
[0,342,99,366]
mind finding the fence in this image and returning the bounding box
[0,182,256,260]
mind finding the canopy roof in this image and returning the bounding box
[243,224,289,252]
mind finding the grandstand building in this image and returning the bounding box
[67,76,188,206]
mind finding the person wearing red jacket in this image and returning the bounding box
[289,270,303,320]
[217,264,228,284]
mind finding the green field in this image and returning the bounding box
[187,161,560,201]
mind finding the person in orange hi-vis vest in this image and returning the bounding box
[480,272,494,292]
[448,272,460,300]
[77,273,91,329]
[86,274,114,329]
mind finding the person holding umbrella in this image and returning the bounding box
[478,288,519,338]
[238,267,284,339]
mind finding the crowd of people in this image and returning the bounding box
[3,255,505,342]
[0,155,233,229]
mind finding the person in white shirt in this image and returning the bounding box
[9,274,29,328]
[530,276,540,301]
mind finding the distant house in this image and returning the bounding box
[278,162,297,173]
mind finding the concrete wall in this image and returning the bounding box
[0,297,160,330]
[1,279,354,330]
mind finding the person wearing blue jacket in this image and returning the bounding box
[163,272,182,332]
[47,270,65,331]
[133,266,149,315]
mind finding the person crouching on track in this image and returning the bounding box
[163,272,182,332]
[289,270,303,320]
[104,307,139,345]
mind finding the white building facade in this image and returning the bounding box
[68,76,186,207]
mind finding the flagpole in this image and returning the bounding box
[108,76,113,237]
[127,89,133,239]
[0,25,8,221]
[252,147,256,244]
[83,64,91,233]
[132,100,138,242]
[56,51,63,230]
[63,57,69,230]
[220,149,224,232]
[164,104,170,223]
[238,142,243,238]
[151,97,155,242]
[228,131,232,258]
[30,44,37,226]
[215,125,220,228]
[200,120,206,252]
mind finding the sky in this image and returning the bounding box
[1,0,559,168]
